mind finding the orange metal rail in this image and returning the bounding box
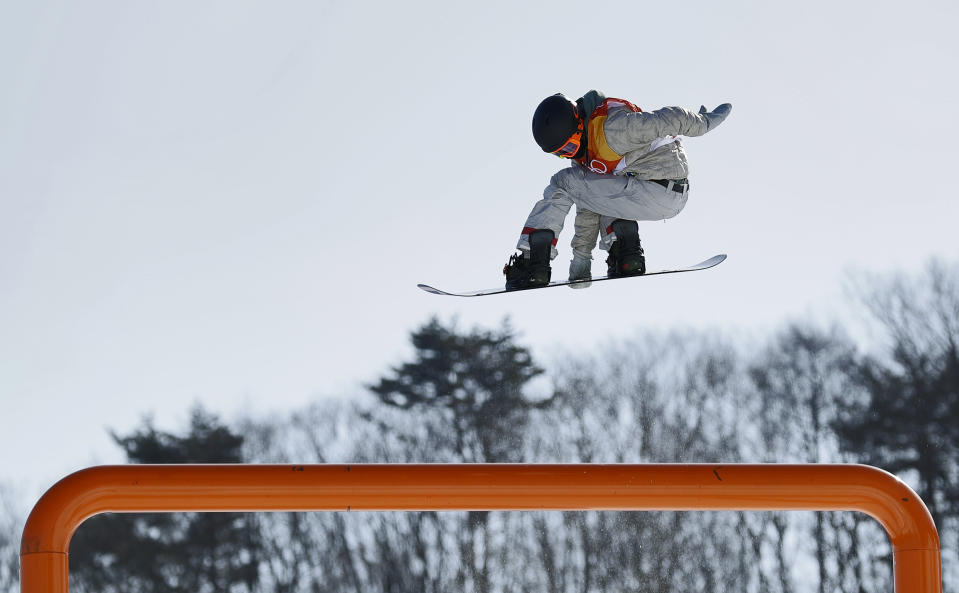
[21,464,941,593]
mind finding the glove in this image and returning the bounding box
[568,251,592,289]
[699,103,732,131]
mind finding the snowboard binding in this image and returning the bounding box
[504,229,554,290]
[606,219,646,277]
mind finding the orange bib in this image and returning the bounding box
[575,98,642,175]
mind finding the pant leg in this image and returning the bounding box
[571,207,601,258]
[555,165,689,249]
[598,215,619,250]
[515,169,577,258]
[516,165,689,256]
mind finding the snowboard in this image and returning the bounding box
[418,254,726,297]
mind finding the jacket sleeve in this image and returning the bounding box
[604,106,709,154]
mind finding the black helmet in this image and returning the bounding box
[532,93,580,153]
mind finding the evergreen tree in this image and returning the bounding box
[367,317,548,593]
[368,316,548,463]
[70,406,261,593]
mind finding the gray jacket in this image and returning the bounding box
[576,89,710,180]
[605,104,709,180]
[567,91,712,259]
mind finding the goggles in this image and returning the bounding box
[551,118,584,159]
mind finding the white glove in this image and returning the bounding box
[699,103,732,131]
[568,251,592,289]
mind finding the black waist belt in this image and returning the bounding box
[651,178,688,193]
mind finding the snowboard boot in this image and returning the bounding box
[503,229,553,290]
[606,219,646,277]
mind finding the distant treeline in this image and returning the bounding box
[1,259,957,593]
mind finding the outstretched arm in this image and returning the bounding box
[605,103,732,153]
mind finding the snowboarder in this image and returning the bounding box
[503,90,732,290]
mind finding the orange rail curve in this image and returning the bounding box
[20,464,941,593]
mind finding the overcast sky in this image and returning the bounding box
[2,0,958,501]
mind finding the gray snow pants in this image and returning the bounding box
[516,165,690,258]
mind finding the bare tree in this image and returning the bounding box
[535,330,757,593]
[748,323,872,593]
[0,482,23,593]
[837,258,959,592]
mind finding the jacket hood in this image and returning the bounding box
[574,90,607,160]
